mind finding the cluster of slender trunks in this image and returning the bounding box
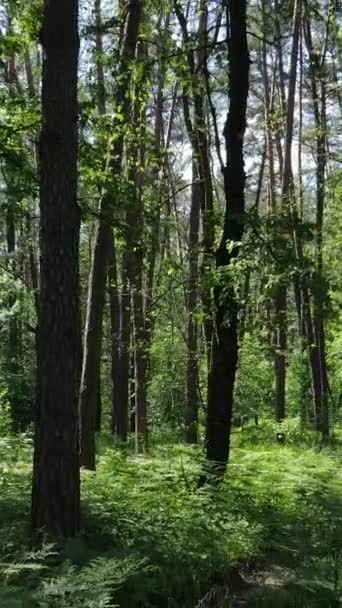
[27,0,331,538]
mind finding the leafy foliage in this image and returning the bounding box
[0,431,342,606]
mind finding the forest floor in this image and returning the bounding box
[0,422,342,607]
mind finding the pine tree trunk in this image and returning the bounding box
[31,0,81,538]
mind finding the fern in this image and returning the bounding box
[1,431,342,606]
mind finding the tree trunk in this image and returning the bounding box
[117,256,132,442]
[126,73,148,451]
[24,53,40,320]
[26,215,40,319]
[107,234,121,435]
[274,286,287,422]
[143,19,175,408]
[129,202,148,451]
[185,159,201,444]
[202,0,249,481]
[274,0,302,424]
[129,336,135,433]
[174,0,215,369]
[261,4,287,422]
[304,9,330,436]
[6,204,20,429]
[95,375,102,432]
[239,142,266,341]
[79,221,108,468]
[31,0,80,538]
[79,0,142,467]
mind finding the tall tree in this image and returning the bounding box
[304,2,330,436]
[125,55,149,450]
[31,0,81,537]
[260,0,286,423]
[185,158,201,443]
[174,0,215,441]
[79,0,142,467]
[202,0,249,479]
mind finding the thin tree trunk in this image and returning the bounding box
[79,1,142,468]
[239,142,266,341]
[144,21,175,394]
[115,252,131,442]
[130,334,135,433]
[6,204,20,429]
[304,8,330,436]
[285,1,328,438]
[261,5,286,422]
[93,0,106,433]
[202,0,249,481]
[24,52,36,98]
[274,287,287,422]
[274,0,302,424]
[107,235,121,435]
[185,159,201,444]
[125,54,148,451]
[174,0,215,368]
[23,52,40,320]
[26,216,40,319]
[92,0,122,436]
[130,206,148,451]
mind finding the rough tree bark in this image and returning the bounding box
[31,0,81,538]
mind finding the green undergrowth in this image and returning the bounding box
[0,428,342,606]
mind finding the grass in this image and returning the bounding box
[0,425,342,606]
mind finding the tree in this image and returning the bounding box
[31,0,81,537]
[79,0,142,467]
[185,158,201,443]
[303,1,330,436]
[174,0,215,442]
[202,0,250,480]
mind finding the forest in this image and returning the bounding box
[0,0,341,605]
